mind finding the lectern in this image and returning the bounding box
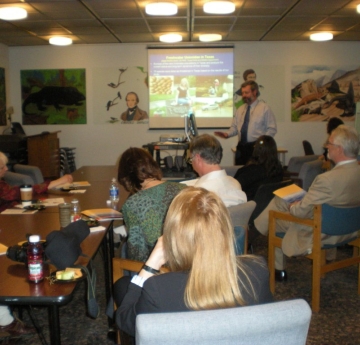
[27,131,60,179]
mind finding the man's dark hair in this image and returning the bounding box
[243,69,256,81]
[189,134,223,165]
[241,80,259,96]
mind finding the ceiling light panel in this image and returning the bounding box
[146,2,178,16]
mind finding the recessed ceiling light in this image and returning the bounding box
[357,4,360,13]
[203,1,235,14]
[199,34,222,42]
[0,7,27,20]
[159,33,182,43]
[310,32,333,41]
[49,37,73,46]
[146,2,178,16]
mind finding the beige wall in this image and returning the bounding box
[2,41,359,167]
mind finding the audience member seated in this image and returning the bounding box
[114,187,273,337]
[233,135,283,200]
[181,134,247,206]
[0,151,73,212]
[254,125,360,282]
[117,147,186,261]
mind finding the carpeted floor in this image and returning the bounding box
[2,235,360,345]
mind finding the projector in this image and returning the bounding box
[160,134,185,143]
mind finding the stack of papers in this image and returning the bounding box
[82,208,123,222]
[273,184,306,203]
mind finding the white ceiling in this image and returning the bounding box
[0,0,359,46]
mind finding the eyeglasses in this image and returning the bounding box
[187,154,196,164]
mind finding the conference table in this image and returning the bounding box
[0,165,124,345]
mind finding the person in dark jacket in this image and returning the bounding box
[114,187,273,337]
[234,135,283,200]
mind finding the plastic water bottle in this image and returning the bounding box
[27,235,44,283]
[109,178,119,208]
[70,199,81,222]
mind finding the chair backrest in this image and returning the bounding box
[302,140,314,155]
[228,201,256,255]
[228,200,256,228]
[287,155,319,174]
[13,164,44,184]
[135,299,311,345]
[321,204,360,236]
[3,171,34,186]
[249,180,292,224]
[298,160,323,191]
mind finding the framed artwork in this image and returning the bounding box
[0,67,6,126]
[291,65,359,122]
[21,69,86,125]
[93,66,148,125]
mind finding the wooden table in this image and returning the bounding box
[0,166,123,345]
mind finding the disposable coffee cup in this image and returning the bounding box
[58,203,72,228]
[20,185,33,206]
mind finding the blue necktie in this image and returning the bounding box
[240,105,250,144]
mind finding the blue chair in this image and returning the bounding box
[268,204,360,312]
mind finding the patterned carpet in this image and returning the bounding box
[2,235,360,345]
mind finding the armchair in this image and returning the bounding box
[268,204,360,312]
[13,164,44,184]
[228,200,256,254]
[4,171,34,186]
[136,299,311,345]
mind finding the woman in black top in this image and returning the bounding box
[234,135,283,200]
[115,187,273,336]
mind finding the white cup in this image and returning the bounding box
[20,185,33,206]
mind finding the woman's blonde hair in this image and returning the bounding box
[163,187,255,310]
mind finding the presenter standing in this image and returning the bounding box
[215,81,277,165]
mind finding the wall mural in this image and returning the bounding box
[21,69,86,125]
[291,65,359,122]
[0,67,6,126]
[93,66,148,125]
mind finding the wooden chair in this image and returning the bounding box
[268,204,360,312]
[112,258,169,344]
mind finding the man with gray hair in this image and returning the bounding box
[182,134,247,207]
[255,125,360,281]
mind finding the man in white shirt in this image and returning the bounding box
[182,134,247,207]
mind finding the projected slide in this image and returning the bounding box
[148,47,234,129]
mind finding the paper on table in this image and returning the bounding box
[90,226,106,232]
[0,243,8,255]
[39,198,65,207]
[60,181,91,189]
[1,209,37,215]
[69,189,86,194]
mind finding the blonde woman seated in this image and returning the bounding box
[115,187,273,337]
